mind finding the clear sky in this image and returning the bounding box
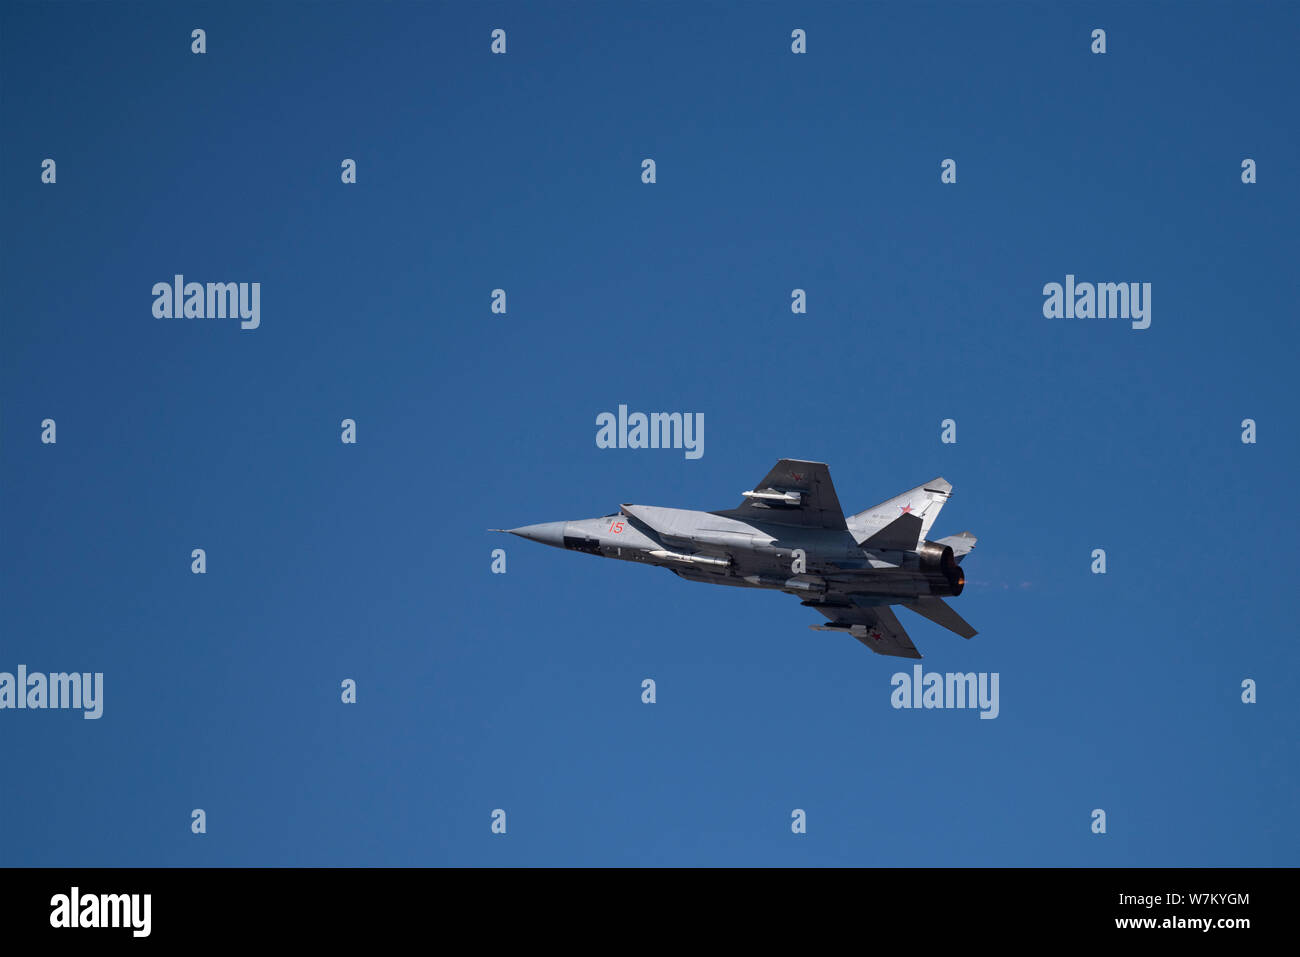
[2,1,1296,866]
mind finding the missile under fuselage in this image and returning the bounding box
[646,548,731,568]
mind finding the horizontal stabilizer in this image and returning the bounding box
[902,597,977,639]
[934,531,977,562]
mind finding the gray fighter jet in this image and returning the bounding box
[499,459,977,659]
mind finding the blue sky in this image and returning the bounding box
[2,1,1296,866]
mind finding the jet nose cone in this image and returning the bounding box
[506,522,568,548]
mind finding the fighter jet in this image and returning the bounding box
[499,459,978,659]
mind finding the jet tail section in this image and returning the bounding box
[847,478,952,548]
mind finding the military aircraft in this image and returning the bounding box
[498,459,978,659]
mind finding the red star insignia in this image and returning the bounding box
[791,472,804,482]
[898,502,914,514]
